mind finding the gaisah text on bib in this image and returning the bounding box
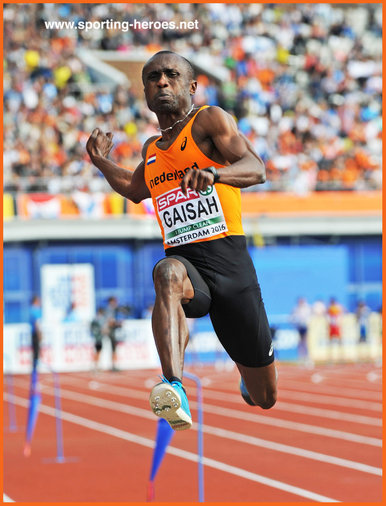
[156,186,228,246]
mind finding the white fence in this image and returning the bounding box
[3,320,159,374]
[307,313,382,363]
[3,313,382,374]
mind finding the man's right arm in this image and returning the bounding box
[86,128,152,203]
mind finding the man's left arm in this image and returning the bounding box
[181,107,266,194]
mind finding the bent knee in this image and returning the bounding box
[259,394,277,410]
[254,389,277,410]
[153,260,185,289]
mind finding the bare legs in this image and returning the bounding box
[152,258,194,380]
[236,361,277,409]
[152,257,277,410]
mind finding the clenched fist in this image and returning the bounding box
[86,128,114,159]
[180,168,215,195]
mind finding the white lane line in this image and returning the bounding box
[280,380,381,400]
[203,426,382,476]
[192,388,381,424]
[69,370,383,408]
[326,377,382,389]
[19,374,383,416]
[3,495,14,502]
[276,402,381,426]
[202,403,381,447]
[4,394,340,503]
[275,365,381,379]
[40,376,381,448]
[308,372,382,389]
[53,374,384,413]
[47,375,383,421]
[5,386,381,476]
[274,389,382,412]
[366,371,381,383]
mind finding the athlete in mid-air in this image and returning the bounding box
[87,51,277,430]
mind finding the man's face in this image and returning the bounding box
[142,54,196,114]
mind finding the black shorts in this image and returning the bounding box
[154,235,274,368]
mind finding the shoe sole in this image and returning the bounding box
[149,383,192,431]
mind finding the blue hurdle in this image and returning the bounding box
[4,355,18,433]
[40,361,78,464]
[147,371,205,503]
[183,371,205,503]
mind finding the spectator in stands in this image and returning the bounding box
[3,3,382,196]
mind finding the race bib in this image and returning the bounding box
[156,186,228,246]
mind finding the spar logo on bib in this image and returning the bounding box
[156,186,228,246]
[199,186,214,197]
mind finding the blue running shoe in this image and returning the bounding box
[240,377,256,406]
[149,377,192,431]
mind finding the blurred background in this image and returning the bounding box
[3,3,382,373]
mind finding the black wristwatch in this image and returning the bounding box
[203,166,220,183]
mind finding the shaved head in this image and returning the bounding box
[142,51,195,84]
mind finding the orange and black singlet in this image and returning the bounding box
[143,105,244,249]
[146,106,274,368]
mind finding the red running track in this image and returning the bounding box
[3,362,382,502]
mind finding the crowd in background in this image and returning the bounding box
[4,3,382,195]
